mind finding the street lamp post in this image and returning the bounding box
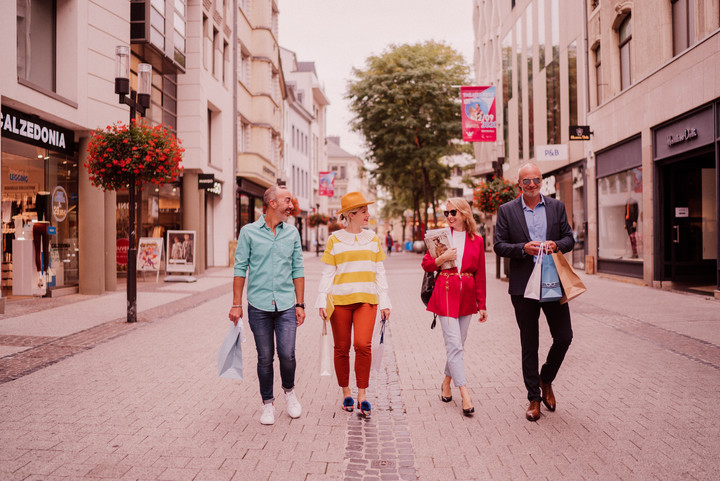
[315,203,320,257]
[115,46,152,323]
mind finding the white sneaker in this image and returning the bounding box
[285,390,302,419]
[259,403,275,425]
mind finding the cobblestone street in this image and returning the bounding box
[0,251,719,480]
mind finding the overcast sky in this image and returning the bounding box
[278,1,475,158]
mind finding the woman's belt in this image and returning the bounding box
[439,271,472,277]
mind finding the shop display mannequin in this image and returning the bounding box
[624,197,639,259]
[32,192,51,295]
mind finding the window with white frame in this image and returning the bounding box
[618,15,632,90]
[672,0,696,56]
[17,0,56,92]
[594,44,602,105]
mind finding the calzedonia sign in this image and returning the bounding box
[1,106,75,155]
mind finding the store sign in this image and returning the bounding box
[666,127,698,146]
[52,186,69,222]
[198,173,215,190]
[1,106,75,155]
[207,181,222,196]
[569,125,591,141]
[536,144,568,161]
[675,207,689,218]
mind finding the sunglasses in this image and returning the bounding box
[443,210,458,217]
[521,177,542,186]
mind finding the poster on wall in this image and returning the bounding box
[137,237,163,271]
[318,172,336,196]
[166,230,196,274]
[460,86,497,142]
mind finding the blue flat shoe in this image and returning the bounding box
[342,396,354,412]
[358,400,371,416]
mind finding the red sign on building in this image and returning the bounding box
[460,86,497,142]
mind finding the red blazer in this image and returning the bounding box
[422,232,487,318]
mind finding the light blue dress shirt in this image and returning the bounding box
[234,215,305,312]
[521,194,548,243]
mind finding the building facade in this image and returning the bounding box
[1,0,189,300]
[326,136,375,222]
[0,0,336,305]
[280,48,330,250]
[235,0,284,235]
[174,0,235,270]
[474,0,719,296]
[585,0,719,296]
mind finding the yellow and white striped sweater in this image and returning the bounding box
[314,229,391,309]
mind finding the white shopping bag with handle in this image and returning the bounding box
[218,322,245,380]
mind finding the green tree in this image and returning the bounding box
[347,41,470,238]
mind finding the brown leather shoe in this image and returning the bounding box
[539,380,556,412]
[525,400,541,421]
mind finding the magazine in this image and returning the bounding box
[424,228,456,270]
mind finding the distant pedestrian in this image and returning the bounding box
[229,186,306,425]
[494,162,575,421]
[385,231,394,255]
[421,198,487,417]
[315,192,391,416]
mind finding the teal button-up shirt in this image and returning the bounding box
[233,215,305,312]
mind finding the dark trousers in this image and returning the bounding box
[511,295,573,402]
[32,222,50,272]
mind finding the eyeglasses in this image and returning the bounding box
[443,210,458,217]
[521,177,542,186]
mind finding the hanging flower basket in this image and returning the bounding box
[327,219,342,233]
[473,177,520,215]
[85,119,184,191]
[308,213,329,227]
[290,196,301,217]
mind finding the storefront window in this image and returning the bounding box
[598,167,643,260]
[116,182,181,272]
[571,166,585,268]
[238,193,264,233]
[1,138,78,293]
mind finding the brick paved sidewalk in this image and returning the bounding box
[389,252,719,481]
[0,251,718,480]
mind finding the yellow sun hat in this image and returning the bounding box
[338,191,374,214]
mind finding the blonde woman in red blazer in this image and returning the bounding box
[422,198,488,416]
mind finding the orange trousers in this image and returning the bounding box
[330,303,377,389]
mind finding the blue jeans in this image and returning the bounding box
[247,304,298,403]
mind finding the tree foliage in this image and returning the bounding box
[346,41,470,238]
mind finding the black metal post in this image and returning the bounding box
[128,172,137,322]
[126,91,138,323]
[315,203,320,257]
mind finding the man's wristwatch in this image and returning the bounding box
[295,303,306,309]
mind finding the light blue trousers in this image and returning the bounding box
[439,314,472,387]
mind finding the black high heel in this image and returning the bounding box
[440,384,452,403]
[462,406,475,416]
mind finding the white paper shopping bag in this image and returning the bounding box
[217,322,244,380]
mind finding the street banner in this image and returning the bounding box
[319,171,336,196]
[460,86,497,142]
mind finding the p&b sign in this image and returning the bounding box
[536,144,568,162]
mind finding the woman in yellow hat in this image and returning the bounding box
[314,192,391,416]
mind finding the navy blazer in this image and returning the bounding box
[493,195,574,296]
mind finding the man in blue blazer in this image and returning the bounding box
[494,162,575,421]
